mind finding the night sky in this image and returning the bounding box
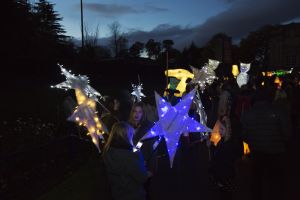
[48,0,300,48]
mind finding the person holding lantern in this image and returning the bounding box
[241,80,292,200]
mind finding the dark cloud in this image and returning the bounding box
[124,24,194,47]
[145,5,169,12]
[83,3,140,17]
[191,0,300,46]
[80,3,168,17]
[122,0,300,49]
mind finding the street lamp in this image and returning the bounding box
[80,0,84,48]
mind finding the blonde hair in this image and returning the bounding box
[104,121,134,152]
[128,102,146,126]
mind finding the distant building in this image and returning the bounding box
[268,23,300,70]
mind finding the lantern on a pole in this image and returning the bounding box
[232,65,239,78]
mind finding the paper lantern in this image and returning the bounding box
[266,71,274,77]
[51,64,103,102]
[190,59,220,91]
[243,141,250,155]
[165,69,194,97]
[140,89,211,167]
[51,64,107,152]
[68,89,108,152]
[274,77,282,88]
[210,120,223,146]
[274,68,293,76]
[232,65,239,78]
[131,83,145,102]
[236,63,251,88]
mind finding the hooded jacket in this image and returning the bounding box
[103,147,148,200]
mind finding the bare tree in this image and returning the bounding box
[84,23,99,47]
[108,21,128,58]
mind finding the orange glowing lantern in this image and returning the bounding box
[274,77,282,88]
[243,141,250,155]
[210,120,223,146]
[266,71,273,77]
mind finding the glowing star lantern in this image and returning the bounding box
[190,59,220,91]
[165,69,194,97]
[68,89,108,152]
[232,65,239,78]
[51,64,103,102]
[236,63,251,88]
[243,141,250,155]
[51,64,107,152]
[140,89,211,167]
[131,83,145,102]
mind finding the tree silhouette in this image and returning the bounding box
[4,0,76,61]
[34,0,66,41]
[239,25,275,65]
[129,41,144,57]
[145,39,161,60]
[162,39,174,52]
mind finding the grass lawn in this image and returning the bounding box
[38,153,112,200]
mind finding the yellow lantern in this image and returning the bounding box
[243,141,250,155]
[165,69,194,97]
[232,65,239,78]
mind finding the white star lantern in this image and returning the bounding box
[68,90,108,152]
[51,64,107,152]
[190,59,220,91]
[51,64,103,102]
[131,83,145,102]
[236,63,251,88]
[140,89,211,167]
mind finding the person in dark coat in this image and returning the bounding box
[128,102,162,199]
[210,80,242,200]
[103,122,149,200]
[241,82,292,200]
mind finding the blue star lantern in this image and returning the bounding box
[141,89,211,167]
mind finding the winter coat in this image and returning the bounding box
[241,101,291,154]
[103,147,148,200]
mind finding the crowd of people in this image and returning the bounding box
[2,72,298,200]
[94,73,299,200]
